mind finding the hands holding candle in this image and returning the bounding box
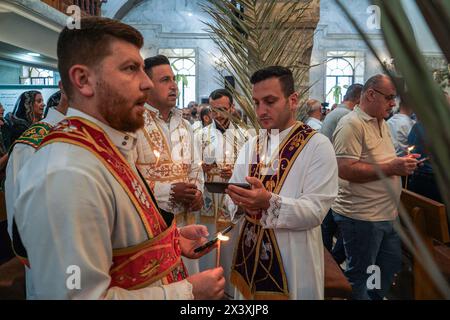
[182,224,225,299]
[383,145,420,180]
[216,232,230,268]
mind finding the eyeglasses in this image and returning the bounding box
[372,88,398,101]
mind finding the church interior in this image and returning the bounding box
[0,0,449,301]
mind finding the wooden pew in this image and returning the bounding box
[401,189,450,299]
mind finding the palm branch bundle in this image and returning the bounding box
[201,0,318,130]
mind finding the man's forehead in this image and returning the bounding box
[210,96,231,106]
[152,64,174,77]
[252,78,282,98]
[109,40,143,62]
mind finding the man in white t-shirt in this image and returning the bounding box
[332,74,419,300]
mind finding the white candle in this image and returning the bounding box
[216,233,230,268]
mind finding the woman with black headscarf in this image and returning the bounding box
[2,90,44,150]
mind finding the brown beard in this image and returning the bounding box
[96,80,145,132]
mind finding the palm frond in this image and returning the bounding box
[201,0,318,130]
[336,0,450,299]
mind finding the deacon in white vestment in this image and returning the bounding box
[14,109,195,299]
[225,66,338,300]
[5,107,66,238]
[195,89,249,297]
[226,127,337,299]
[11,18,225,300]
[135,55,204,276]
[196,118,248,296]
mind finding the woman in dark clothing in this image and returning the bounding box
[44,91,61,118]
[2,90,44,150]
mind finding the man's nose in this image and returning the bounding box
[141,73,154,91]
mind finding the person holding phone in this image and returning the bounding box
[225,66,338,300]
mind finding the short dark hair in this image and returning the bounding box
[209,89,233,105]
[343,83,363,102]
[200,107,211,122]
[250,66,295,97]
[57,17,143,99]
[144,55,170,76]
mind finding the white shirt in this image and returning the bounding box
[387,113,415,156]
[226,125,338,299]
[306,117,323,130]
[13,108,193,299]
[5,108,65,237]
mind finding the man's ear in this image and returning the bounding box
[289,92,299,112]
[68,64,95,98]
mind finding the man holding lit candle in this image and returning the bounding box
[332,74,420,300]
[11,17,224,299]
[196,89,248,298]
[134,55,204,276]
[225,66,338,299]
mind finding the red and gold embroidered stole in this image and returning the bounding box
[231,122,316,299]
[38,117,187,289]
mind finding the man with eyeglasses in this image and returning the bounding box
[331,74,419,300]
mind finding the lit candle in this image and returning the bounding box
[153,150,161,166]
[404,145,415,190]
[216,232,230,268]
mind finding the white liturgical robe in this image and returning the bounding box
[133,104,204,275]
[226,124,338,299]
[13,108,193,299]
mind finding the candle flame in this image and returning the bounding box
[217,233,230,241]
[407,145,415,153]
[153,150,160,158]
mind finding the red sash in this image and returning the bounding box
[39,117,187,289]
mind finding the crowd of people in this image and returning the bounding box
[0,16,445,300]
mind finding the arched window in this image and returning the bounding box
[325,51,364,105]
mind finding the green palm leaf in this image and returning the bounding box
[201,0,318,130]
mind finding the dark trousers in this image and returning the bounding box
[333,212,401,300]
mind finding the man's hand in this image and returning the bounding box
[170,182,198,204]
[388,154,420,176]
[187,190,203,211]
[220,166,233,180]
[225,177,271,214]
[187,267,225,300]
[179,224,214,259]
